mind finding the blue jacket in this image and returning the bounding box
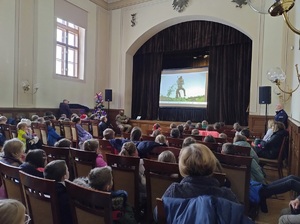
[275,109,288,128]
[257,129,288,159]
[109,139,160,158]
[162,195,254,224]
[47,126,62,146]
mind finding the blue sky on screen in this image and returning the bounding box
[160,71,207,98]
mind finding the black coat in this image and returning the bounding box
[257,129,288,159]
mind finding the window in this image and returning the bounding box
[56,18,85,80]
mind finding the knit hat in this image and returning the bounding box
[80,114,88,120]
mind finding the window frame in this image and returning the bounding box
[55,18,83,80]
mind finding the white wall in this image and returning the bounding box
[0,0,102,109]
[107,0,287,118]
[0,0,16,107]
[289,2,300,121]
[2,0,299,122]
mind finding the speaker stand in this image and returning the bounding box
[264,104,268,135]
[106,100,110,124]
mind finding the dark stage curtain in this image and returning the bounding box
[159,107,207,122]
[207,44,252,125]
[132,21,252,125]
[132,53,163,120]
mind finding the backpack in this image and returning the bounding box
[249,180,263,204]
[111,190,137,224]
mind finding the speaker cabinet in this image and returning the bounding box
[259,86,271,104]
[105,89,112,101]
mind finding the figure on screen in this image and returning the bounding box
[176,76,186,98]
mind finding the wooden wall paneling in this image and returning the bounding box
[288,118,300,176]
[248,115,274,134]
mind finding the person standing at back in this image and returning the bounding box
[59,99,72,118]
[275,104,288,128]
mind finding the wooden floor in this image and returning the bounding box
[255,168,292,224]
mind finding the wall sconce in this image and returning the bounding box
[21,81,39,94]
[266,65,300,100]
[248,0,300,35]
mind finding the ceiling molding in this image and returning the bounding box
[90,0,153,10]
[90,0,109,10]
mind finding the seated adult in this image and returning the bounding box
[59,99,72,118]
[259,175,300,213]
[98,116,110,136]
[232,122,242,135]
[275,104,288,129]
[263,119,274,142]
[150,129,161,138]
[199,125,219,138]
[182,136,196,148]
[130,127,142,141]
[158,150,176,164]
[233,134,259,163]
[155,143,245,222]
[115,110,132,134]
[191,128,199,136]
[221,143,265,184]
[162,143,238,201]
[279,196,300,223]
[44,160,72,224]
[155,134,168,146]
[19,149,47,178]
[203,135,216,143]
[0,199,27,224]
[170,128,180,138]
[0,138,24,166]
[254,121,288,159]
[161,195,253,224]
[201,120,208,129]
[176,125,184,138]
[213,122,222,132]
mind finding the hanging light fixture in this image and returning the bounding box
[266,65,300,99]
[247,0,300,35]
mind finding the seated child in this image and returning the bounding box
[103,128,115,140]
[19,149,47,178]
[54,138,72,148]
[44,160,73,224]
[0,116,7,147]
[72,117,92,148]
[88,166,137,224]
[182,137,196,148]
[119,142,146,204]
[17,121,40,152]
[158,150,176,163]
[83,139,107,168]
[45,120,62,146]
[0,138,24,166]
[150,129,161,138]
[154,134,168,146]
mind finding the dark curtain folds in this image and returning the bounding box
[132,53,163,120]
[207,43,252,125]
[132,21,252,125]
[159,107,207,122]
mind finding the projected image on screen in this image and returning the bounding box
[159,67,208,108]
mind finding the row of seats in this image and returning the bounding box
[0,162,113,224]
[0,143,253,223]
